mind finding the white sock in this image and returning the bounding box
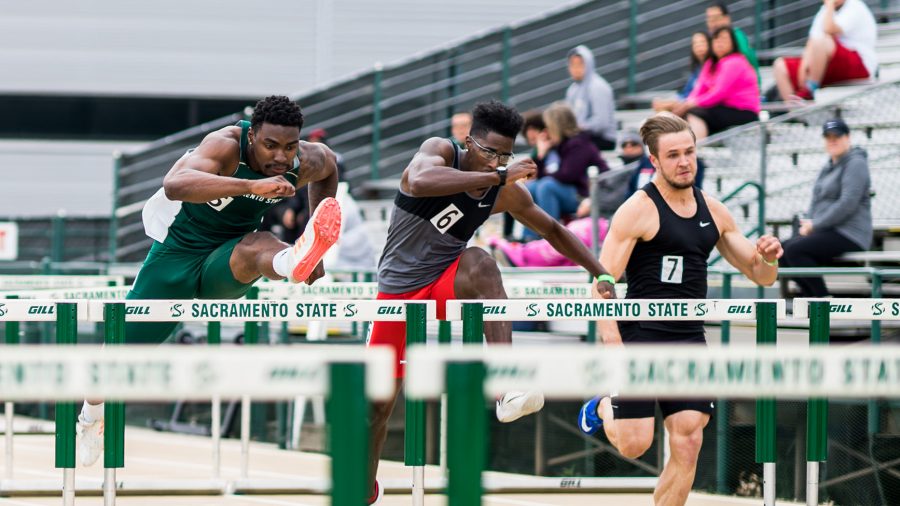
[81,401,105,424]
[272,247,293,278]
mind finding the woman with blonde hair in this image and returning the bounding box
[523,102,607,240]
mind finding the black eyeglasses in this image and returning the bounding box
[621,141,642,148]
[468,136,514,165]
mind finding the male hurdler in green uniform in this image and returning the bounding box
[78,95,343,465]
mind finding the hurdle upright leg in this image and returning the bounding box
[404,303,428,506]
[446,360,486,506]
[102,303,127,505]
[328,362,368,506]
[755,302,778,506]
[4,294,19,482]
[807,301,830,506]
[55,303,78,506]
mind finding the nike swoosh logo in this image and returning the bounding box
[478,201,492,208]
[700,221,711,227]
[580,409,593,433]
[501,393,524,404]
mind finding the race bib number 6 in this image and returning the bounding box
[431,204,463,234]
[661,255,683,284]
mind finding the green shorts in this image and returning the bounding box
[125,237,258,344]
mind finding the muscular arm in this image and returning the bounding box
[403,138,500,197]
[163,127,295,203]
[594,193,655,344]
[708,196,782,286]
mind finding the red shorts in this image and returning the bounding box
[368,258,460,378]
[784,37,869,98]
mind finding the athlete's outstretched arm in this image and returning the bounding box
[163,128,295,203]
[594,195,651,344]
[496,184,615,298]
[403,138,535,197]
[708,197,782,286]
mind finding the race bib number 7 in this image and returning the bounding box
[661,255,683,284]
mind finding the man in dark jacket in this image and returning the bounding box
[781,118,872,296]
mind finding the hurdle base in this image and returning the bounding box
[230,476,656,495]
[0,478,227,496]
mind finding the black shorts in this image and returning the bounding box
[613,322,715,420]
[688,105,758,136]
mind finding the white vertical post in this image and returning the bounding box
[764,462,776,506]
[439,393,448,476]
[63,468,75,506]
[806,462,819,506]
[211,395,221,479]
[240,395,250,479]
[412,466,425,506]
[4,402,12,480]
[103,468,116,506]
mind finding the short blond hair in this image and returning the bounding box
[640,112,696,157]
[542,102,581,141]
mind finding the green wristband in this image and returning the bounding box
[595,274,616,284]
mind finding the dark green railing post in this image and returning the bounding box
[50,215,65,264]
[447,361,485,506]
[109,152,122,262]
[4,295,19,345]
[328,362,368,506]
[54,303,78,469]
[405,303,428,474]
[370,63,383,181]
[754,0,763,49]
[627,0,639,94]
[716,273,733,494]
[807,301,829,505]
[501,27,512,103]
[755,301,777,505]
[103,303,126,471]
[462,303,484,344]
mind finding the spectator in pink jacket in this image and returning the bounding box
[672,26,760,140]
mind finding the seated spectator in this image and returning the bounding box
[780,119,872,297]
[565,45,617,150]
[523,103,608,240]
[490,216,609,268]
[773,0,876,101]
[653,32,711,112]
[450,112,472,148]
[672,26,760,140]
[706,2,760,87]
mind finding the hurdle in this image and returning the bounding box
[0,339,393,506]
[407,303,898,505]
[423,299,789,500]
[0,298,430,503]
[83,298,435,498]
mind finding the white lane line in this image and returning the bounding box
[225,495,319,506]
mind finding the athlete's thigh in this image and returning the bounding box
[127,242,204,344]
[130,242,204,299]
[198,236,258,299]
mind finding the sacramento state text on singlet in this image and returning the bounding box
[378,140,499,293]
[141,120,300,251]
[625,183,720,334]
